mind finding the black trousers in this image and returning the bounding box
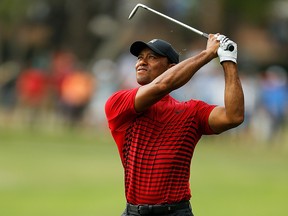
[121,202,194,216]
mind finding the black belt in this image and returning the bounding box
[126,201,191,215]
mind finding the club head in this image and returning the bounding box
[128,4,146,20]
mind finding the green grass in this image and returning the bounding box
[0,126,288,216]
[191,136,288,215]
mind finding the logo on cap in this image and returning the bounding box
[150,39,158,43]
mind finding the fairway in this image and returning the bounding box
[0,126,288,216]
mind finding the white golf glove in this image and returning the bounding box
[216,34,237,64]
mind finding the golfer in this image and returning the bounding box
[105,34,244,216]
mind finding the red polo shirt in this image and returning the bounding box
[105,88,216,205]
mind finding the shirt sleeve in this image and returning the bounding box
[105,88,139,131]
[195,100,217,135]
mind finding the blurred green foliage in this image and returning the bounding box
[0,0,278,60]
[223,0,273,24]
[0,0,30,24]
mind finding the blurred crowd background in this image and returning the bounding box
[0,0,287,142]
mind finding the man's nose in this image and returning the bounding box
[139,57,148,65]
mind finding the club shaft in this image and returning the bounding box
[129,4,234,51]
[140,4,208,38]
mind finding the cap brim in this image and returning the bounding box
[130,41,166,57]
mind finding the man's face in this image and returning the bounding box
[135,48,172,85]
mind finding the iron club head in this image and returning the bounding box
[128,4,146,20]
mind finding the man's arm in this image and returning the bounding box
[135,34,219,112]
[208,62,244,134]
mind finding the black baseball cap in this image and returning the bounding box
[130,39,179,64]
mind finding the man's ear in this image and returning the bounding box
[168,63,176,68]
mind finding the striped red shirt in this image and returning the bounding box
[105,88,216,205]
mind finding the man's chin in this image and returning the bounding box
[137,78,151,86]
[137,81,151,86]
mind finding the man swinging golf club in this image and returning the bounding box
[105,33,244,216]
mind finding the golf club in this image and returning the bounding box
[128,3,234,51]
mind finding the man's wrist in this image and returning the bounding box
[221,61,238,72]
[201,49,217,62]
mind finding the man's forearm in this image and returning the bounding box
[153,50,216,93]
[223,62,245,124]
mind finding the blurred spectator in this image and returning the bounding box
[59,70,94,128]
[16,68,48,127]
[253,66,288,142]
[239,73,258,131]
[88,59,118,127]
[50,50,77,95]
[0,61,20,109]
[117,51,140,89]
[16,68,48,106]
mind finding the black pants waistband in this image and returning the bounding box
[126,201,191,215]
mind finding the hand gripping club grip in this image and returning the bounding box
[202,33,234,52]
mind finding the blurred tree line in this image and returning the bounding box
[0,0,284,64]
[0,0,287,132]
